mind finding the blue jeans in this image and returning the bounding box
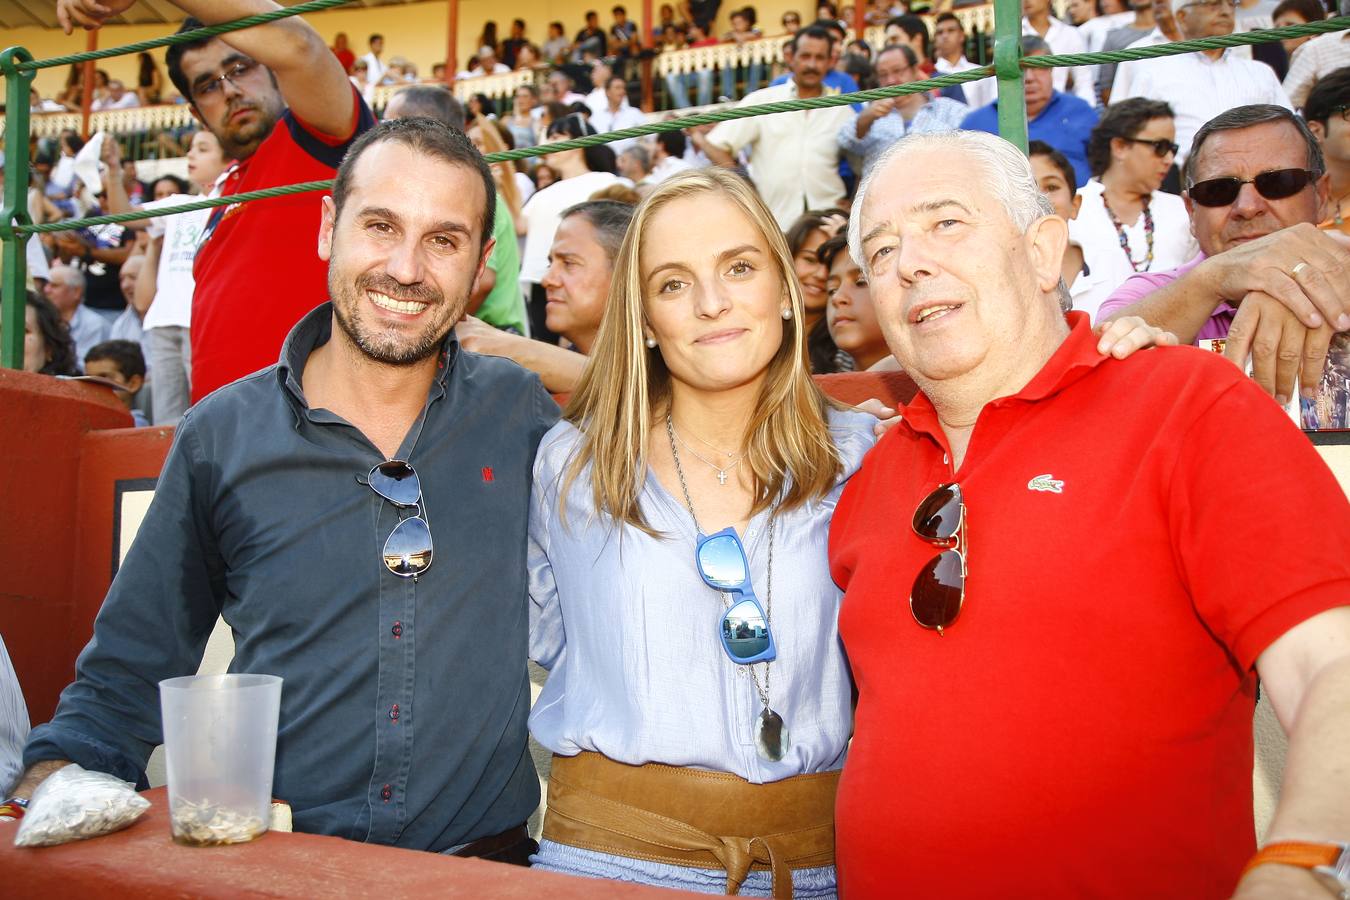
[665,70,714,108]
[720,61,762,100]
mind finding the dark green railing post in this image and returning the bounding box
[1,46,35,371]
[993,0,1028,153]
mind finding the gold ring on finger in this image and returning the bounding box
[1291,261,1310,278]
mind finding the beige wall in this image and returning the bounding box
[13,0,803,102]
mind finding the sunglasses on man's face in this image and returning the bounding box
[1121,136,1179,159]
[1187,168,1318,208]
[910,483,966,635]
[368,461,433,578]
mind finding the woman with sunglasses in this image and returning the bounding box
[1071,98,1199,321]
[527,168,873,897]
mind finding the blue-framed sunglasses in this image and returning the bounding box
[696,527,777,665]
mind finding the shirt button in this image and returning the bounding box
[391,621,403,639]
[737,666,749,678]
[380,784,392,802]
[389,703,400,722]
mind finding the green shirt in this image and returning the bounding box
[475,195,527,334]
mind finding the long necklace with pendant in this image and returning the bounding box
[666,414,789,762]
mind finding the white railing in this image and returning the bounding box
[657,5,1000,78]
[7,2,1017,137]
[371,68,538,108]
[8,103,196,140]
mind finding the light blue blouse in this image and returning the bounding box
[528,407,877,784]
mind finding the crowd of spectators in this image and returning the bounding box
[10,0,1350,427]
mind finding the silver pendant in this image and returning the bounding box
[756,707,789,762]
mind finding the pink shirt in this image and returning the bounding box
[1097,252,1237,342]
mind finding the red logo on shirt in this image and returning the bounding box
[482,467,494,483]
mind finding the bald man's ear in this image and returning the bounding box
[1027,214,1069,295]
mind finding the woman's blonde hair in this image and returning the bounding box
[562,168,842,534]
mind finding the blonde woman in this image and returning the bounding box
[527,168,870,898]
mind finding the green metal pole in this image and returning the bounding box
[1,46,36,371]
[993,0,1029,153]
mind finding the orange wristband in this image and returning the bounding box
[1242,841,1347,883]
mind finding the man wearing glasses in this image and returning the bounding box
[834,128,1350,899]
[57,0,375,406]
[1112,0,1291,169]
[13,118,557,862]
[1100,104,1350,405]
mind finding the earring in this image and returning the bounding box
[645,337,658,348]
[781,308,793,320]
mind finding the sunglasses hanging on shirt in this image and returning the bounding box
[668,415,789,762]
[909,482,967,635]
[367,460,434,579]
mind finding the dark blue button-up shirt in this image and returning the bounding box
[25,303,558,852]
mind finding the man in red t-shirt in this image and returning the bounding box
[60,0,374,403]
[832,129,1350,899]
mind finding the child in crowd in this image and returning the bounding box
[84,340,148,426]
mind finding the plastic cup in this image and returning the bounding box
[159,673,283,846]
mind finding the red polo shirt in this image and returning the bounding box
[829,313,1350,899]
[190,89,374,402]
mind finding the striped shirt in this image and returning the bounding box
[1284,32,1350,109]
[0,636,30,796]
[1114,48,1291,166]
[837,97,970,178]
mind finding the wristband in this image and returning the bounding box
[1242,841,1350,898]
[0,797,28,820]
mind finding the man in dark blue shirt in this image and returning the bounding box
[14,117,558,862]
[960,36,1099,187]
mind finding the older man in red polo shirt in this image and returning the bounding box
[60,0,375,403]
[831,129,1350,899]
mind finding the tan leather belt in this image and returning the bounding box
[542,752,838,899]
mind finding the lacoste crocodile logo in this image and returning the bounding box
[1027,474,1065,494]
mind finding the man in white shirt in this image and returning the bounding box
[589,76,646,151]
[457,46,510,80]
[359,33,386,88]
[1110,0,1180,101]
[1098,0,1157,102]
[1113,0,1291,167]
[1076,2,1137,51]
[1023,0,1100,105]
[584,60,613,116]
[1284,31,1350,108]
[932,13,996,109]
[649,131,693,183]
[91,79,140,110]
[694,25,855,229]
[547,69,587,107]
